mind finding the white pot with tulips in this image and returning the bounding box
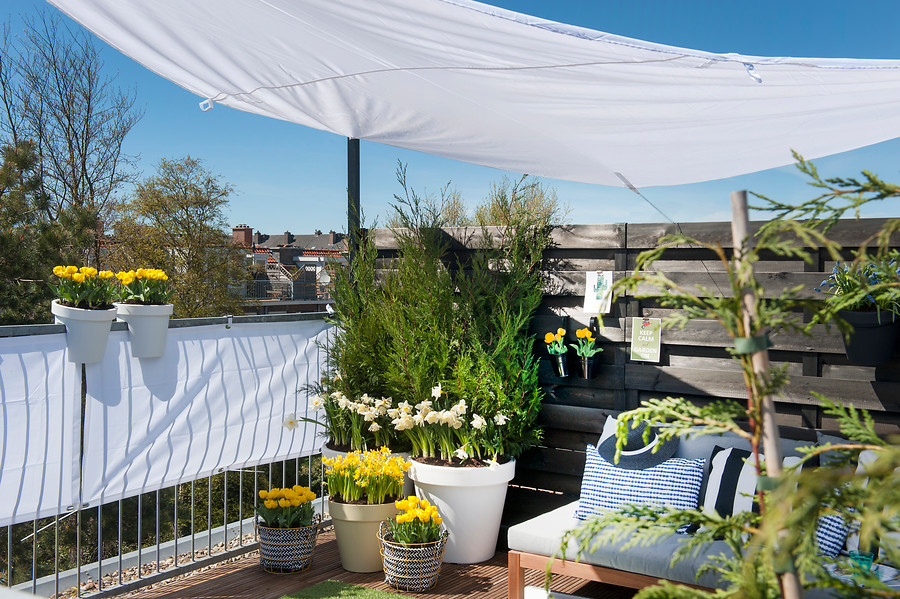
[392,383,516,564]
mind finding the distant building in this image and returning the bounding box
[232,225,347,314]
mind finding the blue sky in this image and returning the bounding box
[12,1,900,235]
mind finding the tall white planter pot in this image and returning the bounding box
[114,303,174,358]
[409,458,515,564]
[51,300,117,364]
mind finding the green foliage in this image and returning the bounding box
[283,580,407,599]
[0,141,69,324]
[110,157,248,318]
[323,166,556,461]
[561,158,900,598]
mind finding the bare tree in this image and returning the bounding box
[0,11,142,265]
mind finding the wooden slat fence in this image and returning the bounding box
[373,218,900,534]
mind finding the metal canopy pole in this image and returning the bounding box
[347,137,360,267]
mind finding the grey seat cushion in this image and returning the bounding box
[508,501,731,588]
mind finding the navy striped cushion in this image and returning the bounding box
[574,444,705,520]
[700,445,848,555]
[700,446,803,516]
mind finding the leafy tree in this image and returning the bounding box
[111,157,248,318]
[474,175,566,227]
[0,12,141,266]
[0,140,72,324]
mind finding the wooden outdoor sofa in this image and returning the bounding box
[506,419,834,598]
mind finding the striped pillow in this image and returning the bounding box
[700,446,801,517]
[699,445,848,555]
[574,444,705,520]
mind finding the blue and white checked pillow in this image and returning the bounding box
[574,444,705,520]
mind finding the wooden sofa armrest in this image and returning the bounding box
[507,549,666,599]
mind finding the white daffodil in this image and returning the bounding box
[336,396,351,410]
[363,409,377,422]
[398,401,412,414]
[282,413,299,430]
[487,458,500,471]
[454,447,469,461]
[494,413,509,425]
[425,410,441,424]
[452,400,467,415]
[415,399,433,412]
[330,390,344,400]
[471,414,486,430]
[334,372,342,381]
[431,383,442,399]
[387,408,400,419]
[310,395,324,410]
[369,422,381,432]
[360,393,372,404]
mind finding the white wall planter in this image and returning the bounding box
[114,303,174,358]
[51,300,117,364]
[409,458,515,564]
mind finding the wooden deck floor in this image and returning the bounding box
[124,529,636,599]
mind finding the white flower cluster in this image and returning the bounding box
[313,390,393,433]
[385,383,508,433]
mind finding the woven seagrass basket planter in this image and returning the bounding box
[258,514,320,573]
[378,522,449,592]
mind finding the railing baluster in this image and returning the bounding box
[117,499,123,587]
[207,474,213,557]
[54,515,60,597]
[31,519,36,594]
[76,506,82,598]
[173,484,179,569]
[137,494,142,580]
[238,470,244,547]
[222,471,228,551]
[190,480,195,562]
[155,489,161,574]
[97,504,102,590]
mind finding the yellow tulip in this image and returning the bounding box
[557,327,565,336]
[543,332,555,344]
[65,265,78,275]
[278,498,291,508]
[264,499,277,509]
[576,328,587,339]
[259,490,268,499]
[72,273,85,283]
[53,266,65,277]
[99,270,114,279]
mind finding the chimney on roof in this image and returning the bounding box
[329,230,337,245]
[284,231,292,244]
[232,224,252,247]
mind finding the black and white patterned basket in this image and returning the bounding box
[257,513,321,573]
[378,521,449,592]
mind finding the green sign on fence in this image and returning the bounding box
[630,317,661,362]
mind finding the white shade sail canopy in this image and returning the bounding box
[48,0,900,189]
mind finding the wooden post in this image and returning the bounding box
[730,190,803,599]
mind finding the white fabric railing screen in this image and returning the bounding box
[0,335,79,527]
[0,318,331,526]
[81,320,330,507]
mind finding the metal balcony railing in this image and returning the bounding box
[4,456,326,598]
[243,280,333,301]
[0,312,331,598]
